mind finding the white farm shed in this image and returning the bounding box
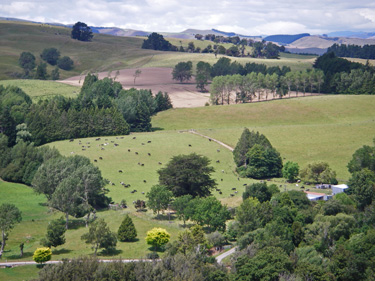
[304,191,328,201]
[332,184,349,195]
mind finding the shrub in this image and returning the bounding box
[57,56,74,70]
[33,247,52,264]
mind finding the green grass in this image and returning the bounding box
[0,80,80,100]
[0,265,39,281]
[0,21,314,80]
[2,95,373,263]
[152,95,375,180]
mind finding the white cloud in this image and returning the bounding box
[0,0,374,35]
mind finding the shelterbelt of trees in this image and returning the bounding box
[327,43,375,60]
[0,74,172,147]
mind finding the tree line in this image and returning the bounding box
[210,68,323,104]
[142,32,283,59]
[327,43,375,60]
[313,52,375,94]
[0,75,172,147]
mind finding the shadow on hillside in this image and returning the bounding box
[7,251,33,259]
[53,248,72,255]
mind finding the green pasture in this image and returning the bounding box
[0,265,39,281]
[0,80,80,100]
[152,95,375,180]
[0,21,315,81]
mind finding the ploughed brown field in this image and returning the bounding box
[61,67,318,108]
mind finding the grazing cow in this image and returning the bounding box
[188,144,192,147]
[230,194,234,197]
[128,149,131,152]
[158,162,162,165]
[95,138,101,141]
[143,180,147,183]
[232,187,236,190]
[148,153,151,156]
[135,152,138,155]
[99,157,103,160]
[209,139,212,141]
[216,160,220,163]
[111,182,115,186]
[219,191,222,194]
[94,159,97,162]
[119,170,123,173]
[82,149,86,151]
[69,139,74,142]
[217,149,220,152]
[133,137,136,139]
[221,170,224,173]
[101,147,105,150]
[235,191,238,193]
[141,163,144,166]
[111,141,114,143]
[142,192,145,194]
[87,142,90,144]
[221,179,223,181]
[120,137,124,139]
[147,141,151,143]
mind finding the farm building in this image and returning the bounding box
[332,184,349,195]
[304,191,328,201]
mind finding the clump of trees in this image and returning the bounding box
[141,32,177,51]
[158,153,217,197]
[172,61,192,83]
[300,162,337,184]
[327,43,375,60]
[81,218,117,255]
[233,128,283,179]
[313,52,375,94]
[32,154,111,229]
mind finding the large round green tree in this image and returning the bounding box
[117,215,137,242]
[71,22,93,42]
[158,153,216,197]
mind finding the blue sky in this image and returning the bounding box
[1,0,374,35]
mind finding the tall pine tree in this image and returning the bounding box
[117,215,137,242]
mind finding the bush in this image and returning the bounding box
[57,56,74,70]
[33,247,52,264]
[40,48,60,65]
[146,252,159,259]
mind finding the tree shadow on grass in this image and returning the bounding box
[154,213,177,221]
[52,248,72,255]
[99,248,123,257]
[67,219,86,230]
[119,238,140,243]
[151,127,164,132]
[7,251,33,259]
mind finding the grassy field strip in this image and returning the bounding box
[0,80,80,100]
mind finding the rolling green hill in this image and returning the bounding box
[0,21,315,81]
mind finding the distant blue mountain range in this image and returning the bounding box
[263,33,310,44]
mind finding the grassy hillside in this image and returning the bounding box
[0,21,315,80]
[0,79,80,100]
[152,95,375,180]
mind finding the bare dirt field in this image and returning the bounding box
[60,67,319,108]
[60,67,210,108]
